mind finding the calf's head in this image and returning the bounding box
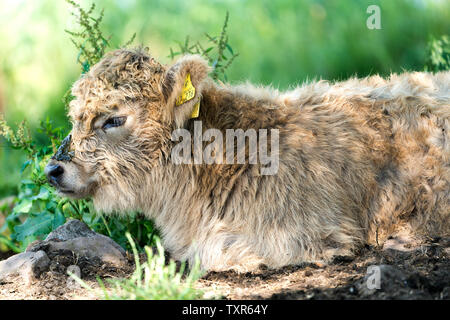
[45,48,210,211]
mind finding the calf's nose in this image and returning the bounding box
[45,163,64,186]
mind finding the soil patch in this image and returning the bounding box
[197,237,450,300]
[0,237,448,300]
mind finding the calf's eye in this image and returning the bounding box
[102,116,127,130]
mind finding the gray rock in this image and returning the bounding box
[44,219,125,256]
[45,219,97,241]
[46,236,127,267]
[0,250,50,284]
[27,219,127,268]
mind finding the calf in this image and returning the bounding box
[46,48,449,271]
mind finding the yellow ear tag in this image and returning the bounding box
[175,73,200,119]
[191,101,200,118]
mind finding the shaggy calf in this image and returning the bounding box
[46,48,449,271]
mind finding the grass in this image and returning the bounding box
[69,233,206,300]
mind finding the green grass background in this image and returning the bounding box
[0,0,449,196]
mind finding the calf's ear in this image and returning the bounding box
[160,55,211,127]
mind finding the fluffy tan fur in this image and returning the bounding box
[49,48,449,271]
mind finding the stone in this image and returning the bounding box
[0,250,50,284]
[45,219,98,241]
[46,236,127,267]
[27,219,127,268]
[3,219,128,287]
[44,219,125,256]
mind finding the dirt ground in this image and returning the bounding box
[0,235,449,300]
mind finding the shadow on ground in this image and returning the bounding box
[0,234,449,300]
[198,237,450,300]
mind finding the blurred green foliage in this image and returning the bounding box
[0,0,449,195]
[425,35,450,71]
[169,11,239,82]
[65,0,111,74]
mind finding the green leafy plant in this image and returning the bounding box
[425,35,450,72]
[63,0,135,103]
[0,117,66,251]
[69,233,205,300]
[169,11,238,82]
[65,0,110,74]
